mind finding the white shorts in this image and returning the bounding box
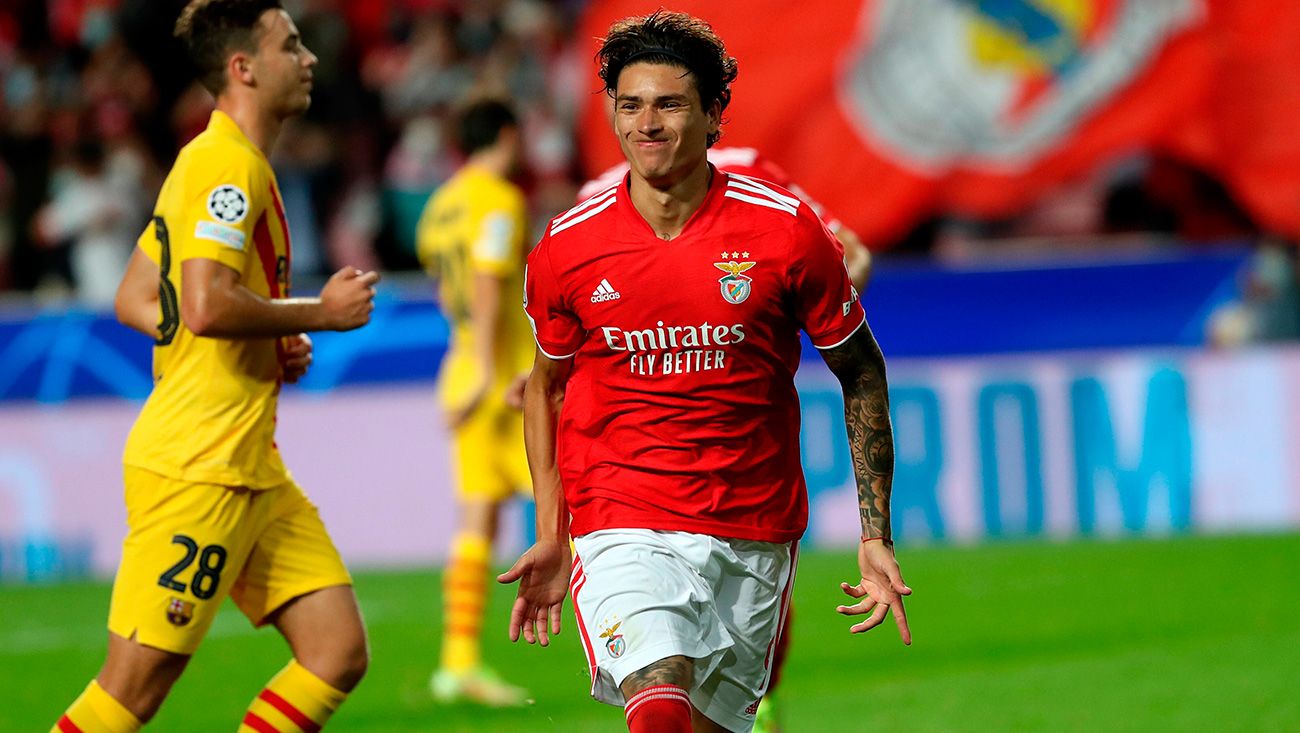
[570,529,797,733]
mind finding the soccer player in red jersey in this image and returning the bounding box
[578,147,869,733]
[498,11,910,733]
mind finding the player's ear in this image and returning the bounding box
[706,99,722,134]
[228,50,255,88]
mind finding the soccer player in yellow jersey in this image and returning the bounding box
[415,99,535,707]
[50,2,379,731]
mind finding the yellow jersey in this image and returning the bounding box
[123,110,292,489]
[416,164,533,410]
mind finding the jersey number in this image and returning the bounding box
[157,535,228,600]
[154,216,180,346]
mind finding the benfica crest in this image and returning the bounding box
[714,256,756,305]
[599,619,626,658]
[166,597,194,627]
[840,0,1198,166]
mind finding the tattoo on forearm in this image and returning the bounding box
[821,326,894,542]
[620,655,693,697]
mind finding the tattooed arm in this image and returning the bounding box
[820,321,894,539]
[819,323,913,644]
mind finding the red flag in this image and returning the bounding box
[577,1,1299,244]
[1173,0,1300,240]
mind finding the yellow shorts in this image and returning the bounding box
[108,466,352,655]
[453,405,531,501]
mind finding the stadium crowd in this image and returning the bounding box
[1,0,1291,338]
[0,0,586,304]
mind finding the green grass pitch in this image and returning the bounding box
[3,532,1297,732]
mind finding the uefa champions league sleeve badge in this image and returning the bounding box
[206,184,249,224]
[715,252,756,305]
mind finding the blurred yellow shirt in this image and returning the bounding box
[416,164,533,410]
[123,110,292,489]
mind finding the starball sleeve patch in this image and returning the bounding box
[206,184,250,224]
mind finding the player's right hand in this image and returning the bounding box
[320,266,380,331]
[497,539,570,647]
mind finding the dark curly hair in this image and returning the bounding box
[174,0,283,95]
[597,10,739,147]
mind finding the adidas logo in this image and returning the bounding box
[590,278,622,303]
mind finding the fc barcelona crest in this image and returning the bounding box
[166,597,195,627]
[714,256,756,305]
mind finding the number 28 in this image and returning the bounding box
[157,534,228,601]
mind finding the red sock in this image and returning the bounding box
[624,684,692,733]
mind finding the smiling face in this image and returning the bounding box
[613,61,721,189]
[249,9,317,118]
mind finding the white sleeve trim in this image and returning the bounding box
[535,338,578,360]
[811,313,866,350]
[526,310,578,359]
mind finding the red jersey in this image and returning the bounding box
[526,168,865,543]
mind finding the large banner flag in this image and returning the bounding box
[575,0,1300,246]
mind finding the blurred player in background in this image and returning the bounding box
[579,147,873,291]
[500,10,910,733]
[50,2,378,731]
[416,98,534,707]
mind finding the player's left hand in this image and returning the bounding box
[838,539,912,644]
[497,539,571,647]
[281,333,313,383]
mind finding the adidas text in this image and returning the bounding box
[591,279,622,303]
